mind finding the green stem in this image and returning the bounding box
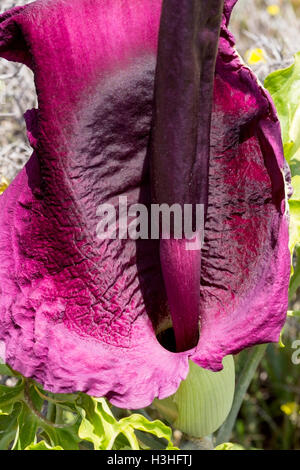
[23,380,73,429]
[55,405,64,425]
[289,246,300,301]
[123,428,140,451]
[216,344,267,445]
[34,384,65,404]
[46,402,56,422]
[134,431,168,450]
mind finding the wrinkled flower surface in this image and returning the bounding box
[0,0,290,407]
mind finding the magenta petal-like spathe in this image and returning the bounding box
[0,0,290,407]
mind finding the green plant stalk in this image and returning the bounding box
[55,405,64,425]
[289,246,300,301]
[216,344,267,445]
[46,402,56,422]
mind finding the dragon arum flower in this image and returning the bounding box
[0,0,290,408]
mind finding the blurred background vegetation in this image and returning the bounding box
[0,0,299,450]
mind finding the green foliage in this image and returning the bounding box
[25,441,63,450]
[265,54,300,263]
[0,363,17,377]
[215,442,245,450]
[0,364,175,450]
[265,52,300,166]
[287,310,300,317]
[231,342,300,450]
[76,395,176,450]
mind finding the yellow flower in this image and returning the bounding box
[245,48,266,65]
[0,176,9,195]
[267,5,280,16]
[281,402,299,416]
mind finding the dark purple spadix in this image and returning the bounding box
[150,0,224,352]
[151,0,224,210]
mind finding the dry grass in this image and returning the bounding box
[0,0,36,181]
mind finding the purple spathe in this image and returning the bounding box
[0,0,290,408]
